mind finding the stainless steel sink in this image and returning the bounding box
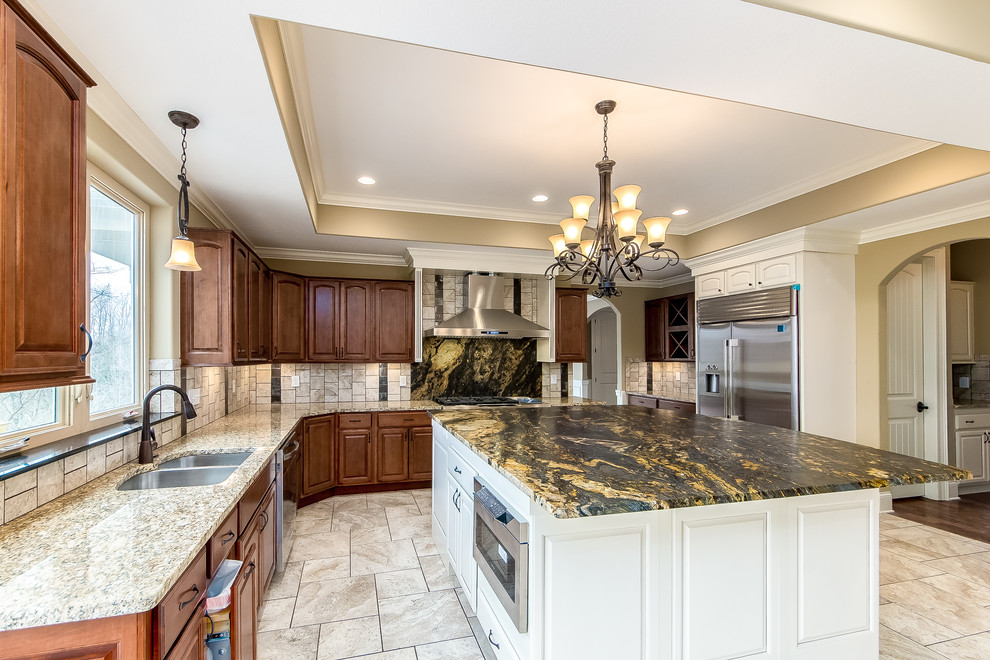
[117,466,238,491]
[158,451,253,470]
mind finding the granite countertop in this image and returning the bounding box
[0,400,438,633]
[430,405,971,518]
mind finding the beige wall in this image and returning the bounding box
[856,215,990,450]
[949,240,990,354]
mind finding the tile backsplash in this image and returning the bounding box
[624,359,697,402]
[953,356,990,405]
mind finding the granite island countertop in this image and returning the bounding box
[430,405,971,518]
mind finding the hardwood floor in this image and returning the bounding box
[892,492,990,544]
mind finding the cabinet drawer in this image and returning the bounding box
[627,394,658,408]
[956,413,990,429]
[447,444,477,492]
[476,587,521,660]
[338,413,373,429]
[378,411,432,428]
[209,507,239,576]
[157,547,207,658]
[656,398,692,414]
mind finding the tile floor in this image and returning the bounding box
[257,488,495,660]
[259,491,990,659]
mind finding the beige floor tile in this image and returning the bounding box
[353,650,417,660]
[351,526,392,546]
[386,504,423,520]
[317,615,382,660]
[301,556,350,583]
[414,536,439,557]
[388,514,432,541]
[880,625,949,660]
[926,555,990,590]
[331,494,369,512]
[290,531,351,563]
[879,602,962,645]
[352,539,420,575]
[928,631,990,659]
[376,568,429,599]
[880,549,945,585]
[416,636,484,660]
[332,508,388,533]
[267,562,303,600]
[920,573,990,607]
[884,526,989,558]
[259,597,296,632]
[420,555,458,591]
[882,538,947,562]
[454,586,473,616]
[297,500,335,521]
[292,575,378,627]
[257,624,321,660]
[923,528,990,552]
[379,589,473,650]
[368,491,417,507]
[881,580,990,635]
[881,515,923,529]
[295,517,335,536]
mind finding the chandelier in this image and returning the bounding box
[545,100,679,298]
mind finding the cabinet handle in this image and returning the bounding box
[966,420,976,424]
[260,345,266,356]
[273,346,279,359]
[403,418,415,422]
[488,630,500,649]
[178,584,200,610]
[244,561,256,578]
[220,530,235,546]
[454,466,462,474]
[260,511,269,531]
[79,324,94,363]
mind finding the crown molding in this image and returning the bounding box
[684,226,859,274]
[609,272,696,288]
[319,192,562,224]
[857,198,990,244]
[405,246,551,275]
[253,246,409,266]
[669,141,939,235]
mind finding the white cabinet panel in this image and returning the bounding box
[757,255,797,288]
[795,501,873,644]
[446,473,462,573]
[949,281,975,363]
[433,435,448,536]
[678,512,770,659]
[957,430,987,483]
[725,265,757,293]
[457,497,478,611]
[697,272,725,299]
[544,530,645,660]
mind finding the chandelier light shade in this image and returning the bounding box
[545,100,679,298]
[164,110,202,272]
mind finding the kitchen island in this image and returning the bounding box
[430,405,968,660]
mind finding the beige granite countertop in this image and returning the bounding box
[0,400,439,632]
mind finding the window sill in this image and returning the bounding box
[0,411,181,482]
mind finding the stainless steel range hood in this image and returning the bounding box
[424,273,550,339]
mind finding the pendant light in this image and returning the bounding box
[544,100,679,298]
[164,110,202,271]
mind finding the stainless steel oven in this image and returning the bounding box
[473,478,529,633]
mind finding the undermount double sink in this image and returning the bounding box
[117,451,254,491]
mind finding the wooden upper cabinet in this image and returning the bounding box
[644,299,664,362]
[248,253,270,362]
[306,279,339,361]
[338,280,373,362]
[555,288,588,363]
[0,1,95,392]
[181,229,231,366]
[374,281,414,362]
[231,237,251,363]
[272,273,305,362]
[644,292,695,363]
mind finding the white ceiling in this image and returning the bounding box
[24,0,990,261]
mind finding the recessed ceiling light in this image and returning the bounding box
[532,194,549,203]
[357,176,376,185]
[672,208,689,216]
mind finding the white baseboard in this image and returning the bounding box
[879,490,893,513]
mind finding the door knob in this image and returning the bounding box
[916,401,930,413]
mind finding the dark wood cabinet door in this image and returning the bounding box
[233,533,258,660]
[644,299,665,362]
[261,269,272,361]
[181,230,232,366]
[248,254,270,361]
[164,605,205,660]
[302,416,335,496]
[554,288,588,363]
[337,428,374,485]
[663,293,695,362]
[339,280,374,362]
[231,237,251,363]
[374,281,414,362]
[272,272,305,362]
[408,426,433,481]
[306,279,339,361]
[376,427,409,483]
[0,5,93,390]
[258,488,277,594]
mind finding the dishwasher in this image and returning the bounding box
[275,430,301,573]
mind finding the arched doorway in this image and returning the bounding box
[582,297,621,405]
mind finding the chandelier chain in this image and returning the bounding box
[602,113,608,162]
[179,127,188,178]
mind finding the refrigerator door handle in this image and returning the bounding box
[727,338,740,420]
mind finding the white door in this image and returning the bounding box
[886,263,927,498]
[589,309,618,405]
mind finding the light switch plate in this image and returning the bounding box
[675,372,681,381]
[960,376,971,388]
[292,375,300,388]
[400,375,408,386]
[551,374,558,384]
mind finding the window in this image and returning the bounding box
[0,165,146,446]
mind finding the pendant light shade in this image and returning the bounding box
[165,235,201,271]
[164,110,202,272]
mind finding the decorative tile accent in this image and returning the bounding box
[624,358,697,402]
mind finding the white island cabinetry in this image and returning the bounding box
[432,421,880,660]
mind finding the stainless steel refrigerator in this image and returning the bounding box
[696,286,799,430]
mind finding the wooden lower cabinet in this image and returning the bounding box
[165,606,205,660]
[409,427,433,480]
[338,426,374,485]
[302,418,334,496]
[234,531,259,660]
[258,487,277,593]
[376,426,410,482]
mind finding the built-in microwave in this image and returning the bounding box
[473,478,529,633]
